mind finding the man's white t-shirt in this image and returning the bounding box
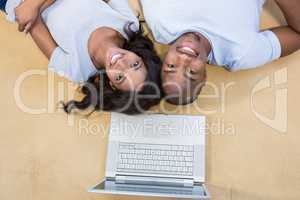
[6,0,139,83]
[141,0,282,71]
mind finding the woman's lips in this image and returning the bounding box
[110,53,124,66]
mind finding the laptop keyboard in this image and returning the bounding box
[117,142,194,176]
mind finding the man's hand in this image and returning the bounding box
[15,0,41,33]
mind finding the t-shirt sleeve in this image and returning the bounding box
[48,47,71,77]
[229,30,282,71]
[107,0,139,31]
[48,46,97,83]
[5,0,23,22]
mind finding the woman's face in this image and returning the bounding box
[105,48,147,92]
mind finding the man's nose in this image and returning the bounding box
[178,54,193,66]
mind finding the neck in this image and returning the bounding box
[88,28,124,69]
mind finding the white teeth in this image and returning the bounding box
[181,47,196,54]
[111,54,123,65]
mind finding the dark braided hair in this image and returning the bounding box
[63,24,162,115]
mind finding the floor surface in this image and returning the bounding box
[0,0,300,199]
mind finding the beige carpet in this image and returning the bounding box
[0,0,300,199]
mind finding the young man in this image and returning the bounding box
[140,0,300,105]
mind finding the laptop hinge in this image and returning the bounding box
[115,175,193,188]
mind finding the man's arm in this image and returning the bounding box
[275,0,300,33]
[270,0,300,57]
[29,16,57,59]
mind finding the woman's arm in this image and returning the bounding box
[269,0,300,56]
[29,16,57,59]
[15,0,55,33]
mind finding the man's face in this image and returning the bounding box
[162,33,207,104]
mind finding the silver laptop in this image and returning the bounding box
[89,113,210,199]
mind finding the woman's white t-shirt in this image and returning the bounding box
[6,0,139,83]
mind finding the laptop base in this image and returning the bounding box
[89,179,211,199]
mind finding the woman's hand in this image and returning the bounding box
[15,0,41,34]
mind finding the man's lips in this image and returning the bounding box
[110,53,124,66]
[177,46,199,57]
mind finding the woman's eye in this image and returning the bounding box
[132,61,140,68]
[115,74,124,82]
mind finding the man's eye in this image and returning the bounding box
[190,70,197,75]
[168,64,175,69]
[187,68,197,75]
[164,64,176,73]
[185,69,198,80]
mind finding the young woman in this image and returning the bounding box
[1,0,162,114]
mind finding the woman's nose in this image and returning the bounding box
[117,58,129,70]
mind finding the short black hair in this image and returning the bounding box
[63,28,162,115]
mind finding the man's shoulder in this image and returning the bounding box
[209,32,258,69]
